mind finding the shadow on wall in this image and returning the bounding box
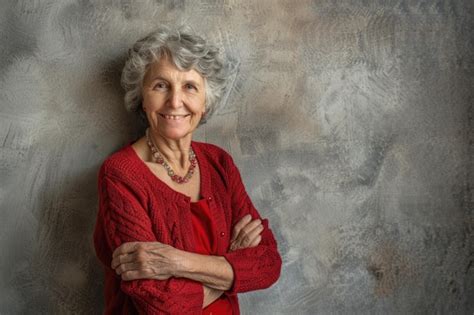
[8,53,137,313]
[7,164,104,314]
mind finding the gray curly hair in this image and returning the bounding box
[121,26,230,124]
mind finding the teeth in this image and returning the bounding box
[162,114,188,120]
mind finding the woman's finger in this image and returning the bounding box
[111,253,135,269]
[121,268,153,281]
[231,214,252,242]
[115,261,143,275]
[240,224,263,247]
[241,223,264,247]
[231,221,264,250]
[233,220,261,248]
[112,241,142,258]
[233,218,261,243]
[233,219,262,247]
[121,267,172,281]
[111,242,151,269]
[248,235,262,248]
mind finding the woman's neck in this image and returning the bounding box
[147,129,193,170]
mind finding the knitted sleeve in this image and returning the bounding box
[221,154,282,295]
[95,166,203,314]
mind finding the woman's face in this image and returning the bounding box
[142,56,206,142]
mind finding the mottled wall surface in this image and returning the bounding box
[0,1,472,314]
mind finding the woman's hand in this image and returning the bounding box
[229,214,264,251]
[111,241,184,281]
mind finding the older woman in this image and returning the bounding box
[93,26,282,315]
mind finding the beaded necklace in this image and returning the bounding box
[145,128,197,184]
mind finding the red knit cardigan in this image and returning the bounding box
[93,141,282,314]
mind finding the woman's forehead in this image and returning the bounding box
[145,57,203,82]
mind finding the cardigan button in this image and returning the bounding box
[220,232,225,237]
[207,196,213,201]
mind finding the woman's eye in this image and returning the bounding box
[154,82,167,90]
[185,84,196,91]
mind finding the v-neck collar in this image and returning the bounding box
[125,141,212,203]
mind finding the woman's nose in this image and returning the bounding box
[168,88,183,108]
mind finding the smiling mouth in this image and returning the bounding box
[159,114,191,120]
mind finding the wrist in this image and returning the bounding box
[172,248,196,278]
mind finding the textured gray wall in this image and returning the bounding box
[1,1,473,314]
